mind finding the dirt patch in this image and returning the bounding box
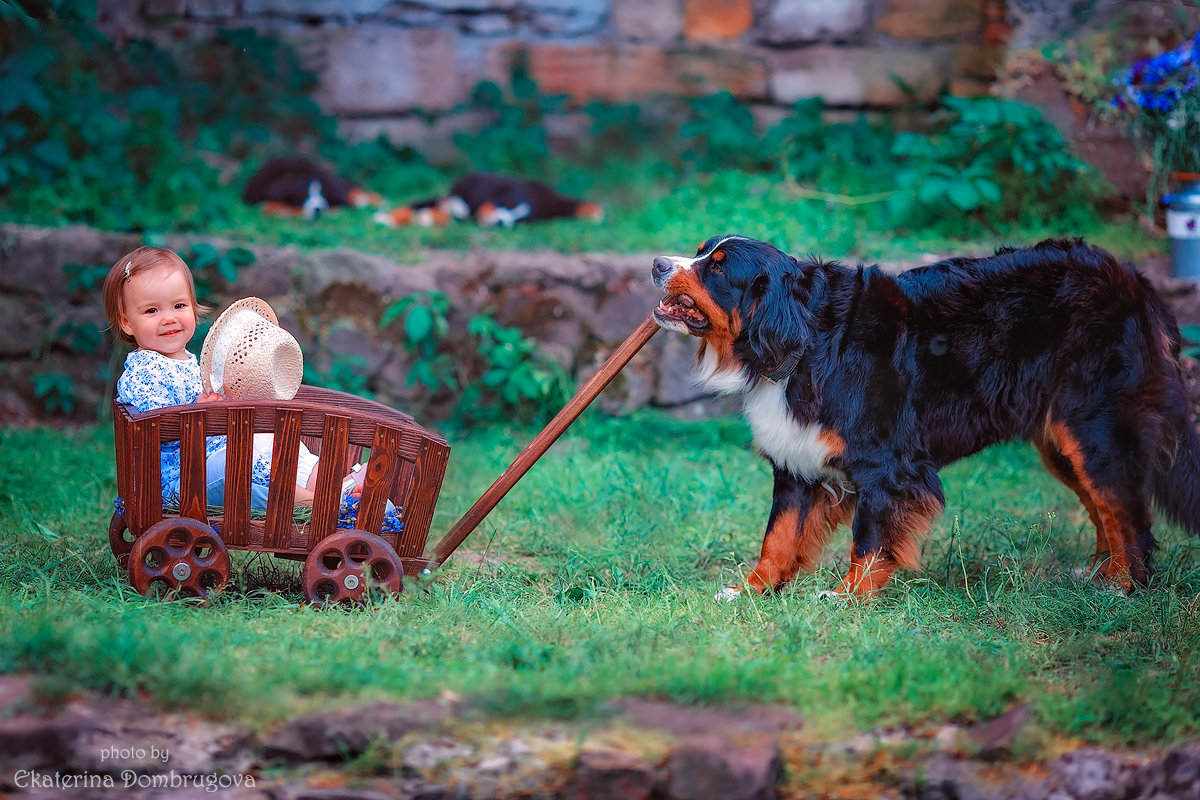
[2,675,1199,799]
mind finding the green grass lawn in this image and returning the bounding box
[184,166,1164,267]
[2,413,1199,747]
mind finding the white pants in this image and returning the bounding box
[205,434,319,510]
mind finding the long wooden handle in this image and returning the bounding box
[431,314,661,566]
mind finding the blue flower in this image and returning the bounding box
[1113,29,1200,113]
[336,495,405,534]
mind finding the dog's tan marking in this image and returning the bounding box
[744,488,856,594]
[834,553,897,599]
[1044,421,1138,591]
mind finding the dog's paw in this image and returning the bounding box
[714,586,743,602]
[816,589,850,603]
[372,209,398,228]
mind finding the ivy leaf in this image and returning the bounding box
[31,138,69,169]
[380,297,413,329]
[226,246,256,267]
[189,242,218,269]
[405,305,433,345]
[974,178,1002,205]
[947,180,981,210]
[0,75,47,115]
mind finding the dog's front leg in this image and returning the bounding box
[739,468,856,596]
[835,473,943,598]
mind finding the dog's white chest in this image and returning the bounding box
[743,382,838,481]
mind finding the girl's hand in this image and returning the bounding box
[196,390,224,404]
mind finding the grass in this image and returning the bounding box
[6,157,1165,268]
[2,413,1199,747]
[194,165,1166,266]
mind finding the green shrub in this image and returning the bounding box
[381,291,570,425]
[452,51,567,177]
[889,96,1102,228]
[0,5,332,230]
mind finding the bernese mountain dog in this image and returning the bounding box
[373,172,604,228]
[243,156,382,219]
[652,235,1200,599]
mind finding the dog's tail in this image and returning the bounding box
[1154,420,1200,534]
[1150,294,1200,534]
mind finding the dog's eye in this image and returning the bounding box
[709,250,724,273]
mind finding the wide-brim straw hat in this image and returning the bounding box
[200,297,303,401]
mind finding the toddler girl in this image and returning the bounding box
[102,246,343,508]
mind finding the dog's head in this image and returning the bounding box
[652,235,816,382]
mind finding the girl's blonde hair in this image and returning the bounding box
[101,246,211,347]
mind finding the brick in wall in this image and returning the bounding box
[760,0,871,44]
[612,0,683,42]
[313,27,464,114]
[498,42,767,103]
[875,0,986,40]
[768,44,958,106]
[684,0,754,42]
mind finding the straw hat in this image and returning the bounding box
[200,297,304,401]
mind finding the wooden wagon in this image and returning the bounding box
[108,317,660,604]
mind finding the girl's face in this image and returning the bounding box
[118,264,198,359]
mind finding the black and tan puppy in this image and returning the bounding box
[651,235,1200,598]
[373,172,604,228]
[243,156,382,219]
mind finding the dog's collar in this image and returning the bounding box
[763,351,802,382]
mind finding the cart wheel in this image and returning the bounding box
[109,511,135,567]
[128,518,231,602]
[302,530,403,605]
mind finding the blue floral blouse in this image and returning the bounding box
[116,350,229,501]
[117,350,310,504]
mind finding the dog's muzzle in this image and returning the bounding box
[652,256,681,290]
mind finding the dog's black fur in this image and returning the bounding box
[243,156,378,218]
[651,235,1200,597]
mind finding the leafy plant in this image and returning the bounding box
[1110,29,1200,206]
[303,354,372,399]
[381,290,457,393]
[889,96,1097,225]
[457,312,570,425]
[0,7,333,231]
[31,370,75,414]
[185,243,256,302]
[63,261,109,294]
[679,91,767,172]
[453,51,567,176]
[56,317,103,356]
[380,291,570,425]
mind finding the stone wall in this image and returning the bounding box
[95,0,1013,157]
[5,222,1197,425]
[0,223,736,424]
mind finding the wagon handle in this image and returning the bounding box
[431,314,661,566]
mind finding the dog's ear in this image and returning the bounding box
[740,261,816,375]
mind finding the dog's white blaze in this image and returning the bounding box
[444,195,471,220]
[661,235,753,275]
[743,380,839,481]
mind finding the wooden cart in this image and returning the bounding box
[109,317,659,604]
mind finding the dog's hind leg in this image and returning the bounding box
[1034,435,1107,574]
[1042,420,1155,591]
[742,468,855,595]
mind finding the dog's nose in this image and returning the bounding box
[652,256,674,282]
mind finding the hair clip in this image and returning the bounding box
[124,261,132,281]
